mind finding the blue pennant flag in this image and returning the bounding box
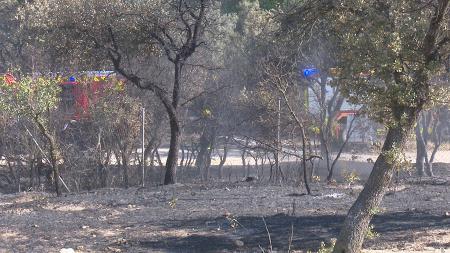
[302,68,319,78]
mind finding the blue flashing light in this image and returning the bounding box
[303,68,319,78]
[69,76,76,82]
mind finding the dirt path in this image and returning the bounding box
[0,166,449,253]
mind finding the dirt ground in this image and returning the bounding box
[0,165,449,253]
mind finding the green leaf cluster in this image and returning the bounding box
[0,75,60,119]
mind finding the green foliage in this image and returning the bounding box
[168,197,178,209]
[382,144,411,171]
[329,1,448,124]
[369,207,383,216]
[259,0,284,10]
[309,126,321,135]
[225,213,243,229]
[365,224,380,240]
[202,107,213,118]
[282,1,449,127]
[0,75,60,118]
[221,0,284,13]
[312,175,321,183]
[342,171,360,186]
[90,79,142,145]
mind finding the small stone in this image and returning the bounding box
[116,238,128,245]
[233,239,244,247]
[81,225,89,229]
[444,211,450,217]
[59,248,75,253]
[75,246,85,251]
[106,246,122,253]
[31,224,39,228]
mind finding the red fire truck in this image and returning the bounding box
[59,71,120,119]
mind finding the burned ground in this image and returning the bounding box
[0,165,449,253]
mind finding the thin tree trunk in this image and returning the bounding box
[164,117,181,185]
[34,116,61,196]
[415,123,427,176]
[121,150,129,188]
[327,114,358,181]
[426,111,443,177]
[29,157,36,189]
[51,158,61,196]
[301,126,311,195]
[155,147,164,167]
[218,141,229,179]
[278,89,310,194]
[205,131,215,181]
[427,139,440,177]
[180,146,185,168]
[241,148,247,178]
[320,134,331,172]
[196,123,211,181]
[187,142,197,168]
[163,60,183,185]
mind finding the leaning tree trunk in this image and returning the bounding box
[425,112,443,177]
[427,141,439,177]
[332,120,414,253]
[415,123,427,176]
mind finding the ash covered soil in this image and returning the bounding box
[0,166,449,253]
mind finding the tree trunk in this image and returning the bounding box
[196,122,215,181]
[206,146,213,180]
[241,148,247,178]
[121,151,129,188]
[35,116,62,196]
[425,109,444,177]
[218,141,228,179]
[333,122,413,253]
[163,60,183,185]
[301,126,311,195]
[29,157,36,189]
[426,141,438,177]
[320,135,331,172]
[328,115,357,182]
[188,142,198,168]
[425,162,434,177]
[164,117,181,185]
[49,149,61,196]
[155,147,164,167]
[180,146,185,168]
[415,123,427,176]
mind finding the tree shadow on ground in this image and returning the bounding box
[134,211,450,252]
[137,235,236,253]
